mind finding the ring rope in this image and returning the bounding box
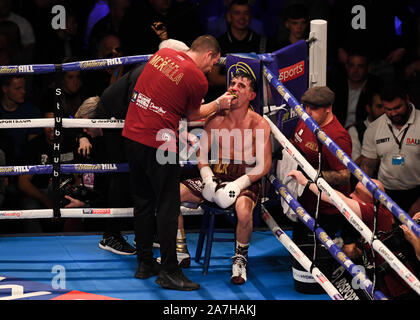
[0,51,262,76]
[0,205,204,220]
[261,203,345,300]
[269,175,386,300]
[265,116,420,296]
[2,51,417,298]
[0,118,204,129]
[263,65,420,240]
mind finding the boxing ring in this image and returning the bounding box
[0,22,419,301]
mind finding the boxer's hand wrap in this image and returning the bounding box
[214,175,252,209]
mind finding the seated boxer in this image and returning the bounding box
[179,71,272,284]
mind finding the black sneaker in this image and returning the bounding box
[155,269,200,291]
[135,260,161,279]
[99,234,136,255]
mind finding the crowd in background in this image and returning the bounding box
[0,0,419,234]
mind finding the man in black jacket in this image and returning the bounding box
[330,51,382,128]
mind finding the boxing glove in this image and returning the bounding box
[214,175,252,209]
[214,181,240,208]
[202,176,221,202]
[200,166,219,202]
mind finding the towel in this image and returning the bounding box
[276,149,305,222]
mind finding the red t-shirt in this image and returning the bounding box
[292,116,352,215]
[122,48,208,152]
[359,203,416,299]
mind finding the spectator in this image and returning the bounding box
[330,51,383,128]
[84,33,124,97]
[40,57,88,161]
[0,76,42,164]
[330,0,417,82]
[36,6,84,64]
[20,0,57,62]
[18,110,78,232]
[217,0,267,55]
[84,0,111,50]
[42,58,86,116]
[404,57,420,107]
[207,0,266,102]
[202,0,265,39]
[88,0,131,58]
[347,87,385,165]
[0,0,35,63]
[0,75,43,211]
[118,0,203,56]
[288,169,420,299]
[360,82,420,213]
[0,20,23,65]
[268,3,309,52]
[64,96,136,253]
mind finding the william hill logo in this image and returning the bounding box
[278,60,305,83]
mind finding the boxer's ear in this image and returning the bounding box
[249,91,256,101]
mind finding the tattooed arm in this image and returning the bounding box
[322,168,351,186]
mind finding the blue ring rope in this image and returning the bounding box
[269,174,387,300]
[262,65,420,239]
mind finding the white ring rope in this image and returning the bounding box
[0,205,204,220]
[0,118,204,129]
[265,115,420,295]
[261,204,344,300]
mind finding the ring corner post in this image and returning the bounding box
[309,19,327,88]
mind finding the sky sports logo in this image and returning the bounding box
[278,60,305,83]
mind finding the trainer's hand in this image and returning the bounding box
[202,176,220,202]
[214,181,240,209]
[216,92,235,112]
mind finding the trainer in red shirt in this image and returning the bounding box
[123,35,235,292]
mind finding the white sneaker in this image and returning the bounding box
[156,252,191,268]
[231,254,247,285]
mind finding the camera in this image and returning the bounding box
[59,176,95,207]
[370,219,420,276]
[379,219,420,253]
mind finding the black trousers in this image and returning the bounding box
[125,138,180,272]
